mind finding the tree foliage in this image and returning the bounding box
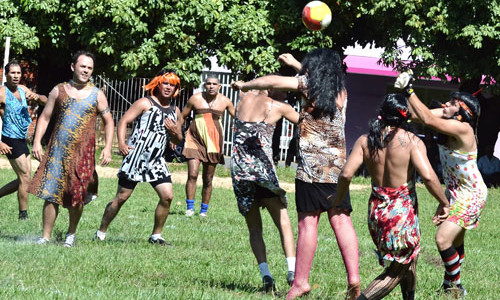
[1,0,499,89]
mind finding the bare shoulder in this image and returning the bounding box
[0,86,5,102]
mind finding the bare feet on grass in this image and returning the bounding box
[286,283,311,300]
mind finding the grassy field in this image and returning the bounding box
[0,167,499,299]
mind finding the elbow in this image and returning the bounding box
[339,171,354,183]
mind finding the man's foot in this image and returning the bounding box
[287,283,311,300]
[36,237,49,245]
[199,212,207,218]
[18,210,28,220]
[148,236,172,247]
[93,230,106,241]
[345,282,361,300]
[185,209,195,217]
[439,283,467,298]
[287,271,295,286]
[262,275,276,294]
[63,233,76,248]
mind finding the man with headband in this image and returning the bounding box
[94,69,183,246]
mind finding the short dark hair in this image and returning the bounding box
[205,73,220,83]
[72,50,95,65]
[5,60,21,73]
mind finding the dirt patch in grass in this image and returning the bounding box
[0,158,368,192]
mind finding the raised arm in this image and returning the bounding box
[278,53,302,72]
[410,137,449,224]
[97,91,114,166]
[232,75,299,92]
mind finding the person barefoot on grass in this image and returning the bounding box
[95,70,183,245]
[395,72,487,297]
[232,49,360,300]
[332,93,449,300]
[231,88,299,292]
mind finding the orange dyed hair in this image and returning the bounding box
[143,71,181,97]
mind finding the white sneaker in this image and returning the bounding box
[199,212,207,218]
[94,230,106,241]
[185,209,195,217]
[63,233,76,248]
[37,237,49,245]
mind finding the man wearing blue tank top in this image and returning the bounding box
[0,60,47,219]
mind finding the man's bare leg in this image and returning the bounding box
[263,197,296,285]
[151,182,173,235]
[41,201,59,240]
[185,159,200,216]
[328,208,360,298]
[6,154,31,218]
[287,211,321,300]
[199,162,216,216]
[98,185,134,233]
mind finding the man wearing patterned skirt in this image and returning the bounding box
[94,69,183,245]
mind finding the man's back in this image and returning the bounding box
[362,128,421,188]
[236,91,298,126]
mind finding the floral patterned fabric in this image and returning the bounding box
[368,181,420,266]
[438,144,487,229]
[295,75,347,183]
[231,119,287,216]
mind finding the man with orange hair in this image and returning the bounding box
[94,69,183,245]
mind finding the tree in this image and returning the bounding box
[2,0,499,93]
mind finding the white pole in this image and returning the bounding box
[2,36,11,85]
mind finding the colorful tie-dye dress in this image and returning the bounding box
[29,84,99,207]
[182,108,224,164]
[438,144,487,229]
[231,119,287,216]
[368,181,420,266]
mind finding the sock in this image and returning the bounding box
[200,203,209,214]
[186,199,195,210]
[95,230,106,239]
[439,246,461,287]
[258,262,272,278]
[286,257,296,272]
[456,244,465,265]
[150,233,162,240]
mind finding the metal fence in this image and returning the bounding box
[95,72,299,162]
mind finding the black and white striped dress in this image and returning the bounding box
[118,97,177,182]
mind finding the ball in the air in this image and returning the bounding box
[302,1,332,31]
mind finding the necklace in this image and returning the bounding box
[69,80,94,90]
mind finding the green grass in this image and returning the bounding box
[0,167,499,299]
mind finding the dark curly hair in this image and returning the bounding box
[298,48,345,118]
[367,93,414,157]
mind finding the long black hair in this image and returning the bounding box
[298,48,345,117]
[367,93,413,157]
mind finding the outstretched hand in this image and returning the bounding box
[432,204,449,226]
